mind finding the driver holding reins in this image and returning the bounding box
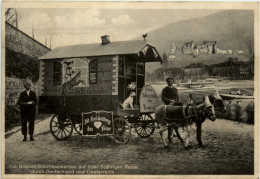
[161,77,180,142]
[162,77,179,105]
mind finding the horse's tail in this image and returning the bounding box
[155,105,166,124]
[154,106,161,120]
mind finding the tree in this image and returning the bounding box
[162,52,167,69]
[5,8,21,28]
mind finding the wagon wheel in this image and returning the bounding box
[73,121,82,135]
[136,114,155,138]
[50,114,73,140]
[113,117,131,144]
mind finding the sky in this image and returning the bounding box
[17,9,222,49]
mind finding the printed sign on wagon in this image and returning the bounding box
[82,111,113,136]
[139,85,159,113]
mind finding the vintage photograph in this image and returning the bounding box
[2,2,258,178]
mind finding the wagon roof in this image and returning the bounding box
[39,40,161,61]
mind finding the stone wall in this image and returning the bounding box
[5,77,38,106]
[5,22,50,58]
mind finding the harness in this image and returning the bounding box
[158,96,215,134]
[164,104,187,121]
[158,101,215,133]
[159,105,199,133]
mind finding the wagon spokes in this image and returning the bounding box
[50,114,73,140]
[74,122,83,135]
[135,114,155,138]
[113,117,131,144]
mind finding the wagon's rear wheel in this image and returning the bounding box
[50,114,73,140]
[74,121,83,135]
[113,117,131,144]
[136,114,155,138]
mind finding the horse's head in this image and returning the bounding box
[188,93,195,106]
[202,96,216,121]
[208,90,226,113]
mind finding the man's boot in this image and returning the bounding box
[23,135,27,142]
[30,135,34,141]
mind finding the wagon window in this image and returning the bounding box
[53,61,62,85]
[89,59,98,84]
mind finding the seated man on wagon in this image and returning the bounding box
[122,92,136,110]
[161,77,181,141]
[162,77,180,105]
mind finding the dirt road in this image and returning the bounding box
[5,116,254,175]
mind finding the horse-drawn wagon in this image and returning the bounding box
[38,35,162,143]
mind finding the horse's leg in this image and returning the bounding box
[184,125,191,150]
[159,124,169,149]
[196,122,203,147]
[174,127,184,143]
[168,126,173,144]
[156,106,170,149]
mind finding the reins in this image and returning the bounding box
[158,115,195,133]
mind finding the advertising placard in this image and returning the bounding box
[82,111,113,136]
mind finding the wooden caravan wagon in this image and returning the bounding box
[38,35,162,143]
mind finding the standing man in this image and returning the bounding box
[161,77,179,105]
[17,81,37,141]
[161,77,179,143]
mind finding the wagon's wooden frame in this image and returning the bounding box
[49,107,157,144]
[38,38,162,144]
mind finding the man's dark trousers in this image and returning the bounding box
[21,113,35,136]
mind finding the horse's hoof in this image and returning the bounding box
[180,140,184,143]
[168,140,173,144]
[188,145,192,149]
[199,144,203,148]
[185,146,190,150]
[164,146,170,149]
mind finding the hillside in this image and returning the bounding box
[136,10,254,71]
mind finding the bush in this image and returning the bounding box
[234,104,243,122]
[245,103,254,124]
[5,104,21,131]
[5,47,39,82]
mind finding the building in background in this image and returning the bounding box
[183,63,209,82]
[210,57,254,79]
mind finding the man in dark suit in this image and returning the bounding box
[161,77,179,104]
[17,81,37,141]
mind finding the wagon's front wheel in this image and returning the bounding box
[50,114,73,140]
[136,114,155,138]
[113,117,131,144]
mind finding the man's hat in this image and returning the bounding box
[166,77,174,82]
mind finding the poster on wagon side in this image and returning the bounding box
[1,1,259,179]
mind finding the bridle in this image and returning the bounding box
[204,105,215,120]
[193,102,216,122]
[209,95,226,113]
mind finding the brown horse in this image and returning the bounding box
[155,95,216,149]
